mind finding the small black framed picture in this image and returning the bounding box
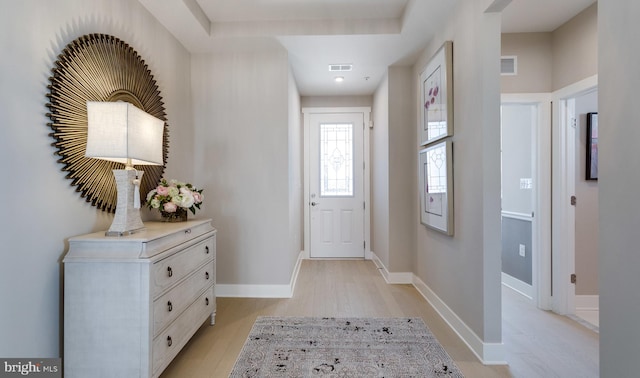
[586,112,598,180]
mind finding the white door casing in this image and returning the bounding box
[303,107,371,259]
[550,75,597,315]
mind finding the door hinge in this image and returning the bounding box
[570,196,577,206]
[570,274,577,284]
[363,241,366,250]
[363,201,365,210]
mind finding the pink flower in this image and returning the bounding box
[163,202,178,213]
[193,192,203,204]
[156,185,170,196]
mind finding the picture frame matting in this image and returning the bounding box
[419,41,453,146]
[419,140,453,235]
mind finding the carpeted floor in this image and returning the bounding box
[229,316,464,377]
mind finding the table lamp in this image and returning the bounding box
[86,101,164,236]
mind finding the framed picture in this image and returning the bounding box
[586,112,598,180]
[419,140,453,235]
[419,41,453,146]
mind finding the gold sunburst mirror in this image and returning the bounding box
[46,34,169,213]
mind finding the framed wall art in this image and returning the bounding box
[419,140,453,235]
[586,112,598,180]
[419,41,453,146]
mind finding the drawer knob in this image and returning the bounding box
[167,336,172,347]
[167,301,173,312]
[184,229,191,234]
[205,297,209,306]
[205,246,209,254]
[205,272,210,280]
[167,267,173,277]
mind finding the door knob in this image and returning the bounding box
[311,201,320,206]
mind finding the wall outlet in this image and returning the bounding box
[519,244,526,257]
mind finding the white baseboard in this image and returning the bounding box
[411,276,506,365]
[501,272,533,301]
[370,252,413,284]
[216,251,304,298]
[575,295,599,311]
[370,252,504,364]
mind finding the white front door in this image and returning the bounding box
[309,112,365,258]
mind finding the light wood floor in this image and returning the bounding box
[160,260,598,377]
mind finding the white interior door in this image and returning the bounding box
[309,112,364,258]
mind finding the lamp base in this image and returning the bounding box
[106,169,145,236]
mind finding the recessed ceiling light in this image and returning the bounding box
[334,76,344,83]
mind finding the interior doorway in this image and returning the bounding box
[551,77,599,327]
[500,94,552,310]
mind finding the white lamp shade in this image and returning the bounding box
[86,101,164,166]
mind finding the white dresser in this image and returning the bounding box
[63,219,216,378]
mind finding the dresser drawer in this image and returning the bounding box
[151,237,214,297]
[153,260,214,336]
[152,287,215,376]
[143,222,215,258]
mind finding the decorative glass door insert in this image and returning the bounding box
[320,123,353,197]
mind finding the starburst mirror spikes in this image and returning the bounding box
[46,34,169,213]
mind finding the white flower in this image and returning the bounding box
[168,186,179,197]
[146,189,157,202]
[172,191,195,208]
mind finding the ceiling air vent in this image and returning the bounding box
[329,64,353,72]
[501,56,517,76]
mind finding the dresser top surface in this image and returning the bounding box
[69,219,214,242]
[65,219,215,261]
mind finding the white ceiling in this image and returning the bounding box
[138,0,596,96]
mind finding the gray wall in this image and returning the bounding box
[552,3,598,91]
[501,218,532,284]
[501,33,553,93]
[370,66,415,272]
[372,73,390,267]
[191,48,302,286]
[574,90,598,295]
[501,104,534,214]
[0,0,194,357]
[301,95,372,108]
[288,68,304,265]
[413,0,502,342]
[599,2,640,375]
[388,66,416,272]
[501,3,597,94]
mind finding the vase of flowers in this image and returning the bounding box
[146,178,203,222]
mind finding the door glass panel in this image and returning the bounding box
[320,123,353,197]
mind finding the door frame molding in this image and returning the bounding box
[550,74,598,315]
[302,107,371,259]
[501,94,552,310]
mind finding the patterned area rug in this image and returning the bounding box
[230,316,464,377]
